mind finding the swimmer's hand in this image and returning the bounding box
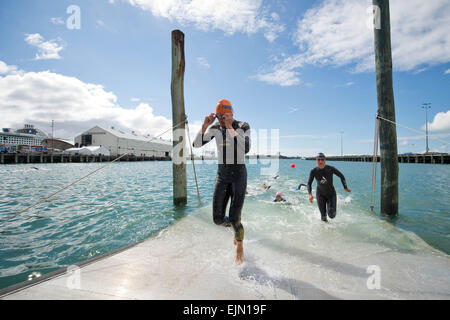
[202,113,216,132]
[309,194,314,203]
[345,188,352,193]
[223,113,234,129]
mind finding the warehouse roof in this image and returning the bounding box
[81,126,172,145]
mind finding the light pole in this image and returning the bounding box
[422,103,431,154]
[51,120,54,155]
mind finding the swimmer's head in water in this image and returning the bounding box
[275,192,285,202]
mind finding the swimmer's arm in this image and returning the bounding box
[307,170,314,195]
[193,125,218,148]
[332,167,349,190]
[297,183,307,190]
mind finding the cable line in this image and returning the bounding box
[185,115,202,204]
[377,115,449,146]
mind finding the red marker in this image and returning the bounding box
[291,164,296,168]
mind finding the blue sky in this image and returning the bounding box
[0,0,449,156]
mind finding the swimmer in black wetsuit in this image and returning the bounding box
[193,99,250,264]
[262,182,271,190]
[307,153,352,222]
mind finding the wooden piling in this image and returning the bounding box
[373,0,398,216]
[171,30,187,205]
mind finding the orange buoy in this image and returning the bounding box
[291,164,296,168]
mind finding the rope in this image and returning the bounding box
[377,115,450,146]
[0,120,186,227]
[185,116,202,204]
[370,116,380,212]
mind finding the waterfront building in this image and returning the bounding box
[0,125,47,152]
[42,139,74,151]
[74,126,172,157]
[65,146,111,156]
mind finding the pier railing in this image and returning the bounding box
[304,154,449,164]
[0,153,171,165]
[1,153,448,165]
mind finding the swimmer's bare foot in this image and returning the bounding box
[235,241,244,264]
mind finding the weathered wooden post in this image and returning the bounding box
[171,30,187,205]
[373,0,398,215]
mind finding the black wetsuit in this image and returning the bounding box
[307,165,348,221]
[193,120,250,241]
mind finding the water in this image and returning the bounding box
[0,160,449,292]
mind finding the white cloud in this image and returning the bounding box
[255,0,450,86]
[251,67,300,86]
[424,110,450,132]
[197,57,210,69]
[50,17,65,25]
[0,61,173,141]
[131,97,141,102]
[445,69,450,74]
[95,19,116,32]
[123,0,284,41]
[0,61,23,75]
[25,33,65,60]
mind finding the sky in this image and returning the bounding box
[0,0,449,156]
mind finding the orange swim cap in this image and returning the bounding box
[216,99,233,114]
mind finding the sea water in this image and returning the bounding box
[0,160,449,291]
